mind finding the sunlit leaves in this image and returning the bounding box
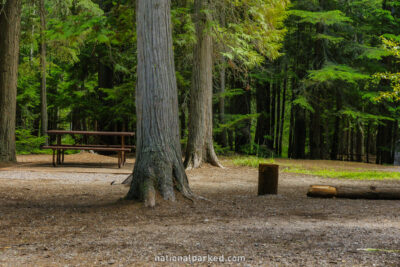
[308,63,369,84]
[214,0,289,68]
[289,10,352,25]
[373,38,400,101]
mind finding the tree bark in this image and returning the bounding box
[39,0,48,145]
[126,0,192,207]
[308,185,400,200]
[278,73,287,157]
[0,0,22,162]
[184,0,222,169]
[288,83,295,158]
[217,59,227,147]
[270,79,276,151]
[330,90,341,160]
[293,107,306,159]
[232,82,252,153]
[365,122,370,163]
[275,77,281,154]
[255,77,271,148]
[356,124,363,162]
[309,105,321,159]
[376,119,395,165]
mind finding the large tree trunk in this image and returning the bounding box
[126,0,192,207]
[39,0,48,145]
[184,0,222,169]
[0,0,22,163]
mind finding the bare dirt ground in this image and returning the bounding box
[0,153,399,266]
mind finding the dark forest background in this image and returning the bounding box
[14,0,400,165]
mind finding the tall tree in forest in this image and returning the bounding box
[126,0,193,207]
[0,0,22,162]
[39,0,48,145]
[184,0,222,169]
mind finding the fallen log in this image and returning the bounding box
[307,185,400,200]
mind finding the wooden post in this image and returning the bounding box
[258,164,279,195]
[56,134,61,165]
[118,151,121,168]
[52,149,56,167]
[121,136,125,165]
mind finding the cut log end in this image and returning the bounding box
[307,185,337,198]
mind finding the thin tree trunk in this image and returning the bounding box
[288,84,295,158]
[39,0,48,145]
[232,80,252,153]
[217,11,227,148]
[0,0,22,162]
[126,0,192,207]
[185,0,222,169]
[366,122,370,163]
[330,90,341,160]
[270,79,276,151]
[255,78,271,148]
[350,126,354,161]
[278,72,287,156]
[356,124,362,162]
[275,76,281,155]
[217,59,227,147]
[309,104,321,159]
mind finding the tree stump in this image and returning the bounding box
[258,164,279,195]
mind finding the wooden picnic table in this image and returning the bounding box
[43,130,135,168]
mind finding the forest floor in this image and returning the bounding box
[0,153,399,266]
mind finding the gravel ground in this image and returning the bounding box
[0,171,128,184]
[0,154,399,266]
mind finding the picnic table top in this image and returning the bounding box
[47,130,135,136]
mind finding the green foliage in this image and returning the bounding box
[358,46,392,60]
[215,0,289,68]
[214,114,259,134]
[372,37,400,101]
[288,10,352,25]
[213,88,247,103]
[284,168,400,181]
[292,95,314,113]
[12,0,400,165]
[340,108,395,123]
[308,63,370,84]
[16,129,47,155]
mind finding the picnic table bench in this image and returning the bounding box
[42,130,135,168]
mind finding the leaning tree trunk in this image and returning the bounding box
[39,0,48,145]
[0,0,22,163]
[184,0,222,169]
[126,0,193,207]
